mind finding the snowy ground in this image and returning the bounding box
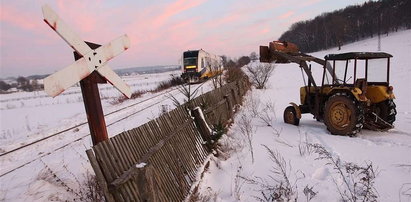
[195,30,411,201]
[0,70,180,150]
[0,69,215,201]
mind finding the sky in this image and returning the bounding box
[0,0,369,78]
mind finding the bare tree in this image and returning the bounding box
[246,63,275,89]
[0,81,11,91]
[167,83,204,108]
[211,72,224,89]
[249,52,258,61]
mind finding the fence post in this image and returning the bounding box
[231,88,238,105]
[236,80,242,98]
[192,107,212,151]
[224,94,233,118]
[86,149,115,202]
[137,164,158,202]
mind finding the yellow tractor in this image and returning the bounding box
[260,42,396,136]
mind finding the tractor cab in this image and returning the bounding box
[321,52,394,104]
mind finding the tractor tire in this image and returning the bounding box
[324,93,364,136]
[283,106,300,126]
[376,99,397,125]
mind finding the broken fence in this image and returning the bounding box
[87,78,250,201]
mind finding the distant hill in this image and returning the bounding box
[279,0,411,53]
[115,65,180,76]
[1,65,180,82]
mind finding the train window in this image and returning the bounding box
[184,57,197,66]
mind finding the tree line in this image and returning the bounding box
[0,76,44,92]
[279,0,411,53]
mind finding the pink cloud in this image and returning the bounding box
[301,0,324,7]
[55,1,101,37]
[278,11,295,19]
[152,0,207,27]
[0,5,43,34]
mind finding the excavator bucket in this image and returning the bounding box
[260,41,299,63]
[269,41,299,53]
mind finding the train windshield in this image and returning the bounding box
[184,57,197,66]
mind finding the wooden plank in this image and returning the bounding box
[86,149,115,202]
[94,143,125,201]
[179,119,198,185]
[188,123,207,162]
[128,129,145,160]
[158,112,186,199]
[121,131,139,163]
[171,132,191,188]
[105,140,135,200]
[101,141,132,200]
[113,135,141,198]
[137,126,151,153]
[112,136,132,168]
[148,120,162,142]
[179,128,197,183]
[189,123,208,161]
[154,144,181,200]
[109,118,195,189]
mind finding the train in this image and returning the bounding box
[181,49,223,83]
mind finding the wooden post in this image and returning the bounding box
[86,149,115,202]
[192,107,212,151]
[224,94,233,118]
[231,88,238,105]
[74,42,109,145]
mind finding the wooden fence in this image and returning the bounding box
[86,78,250,202]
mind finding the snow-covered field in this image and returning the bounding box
[0,68,216,201]
[195,30,411,201]
[0,70,179,151]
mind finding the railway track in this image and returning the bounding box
[0,87,179,177]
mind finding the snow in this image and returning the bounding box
[0,69,215,201]
[193,106,212,133]
[136,163,147,168]
[0,70,180,151]
[0,30,410,201]
[195,29,411,201]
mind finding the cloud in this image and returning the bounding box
[278,11,295,19]
[1,0,359,77]
[152,0,207,27]
[0,4,43,34]
[301,0,324,7]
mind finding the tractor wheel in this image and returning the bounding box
[283,106,300,126]
[324,93,364,136]
[376,99,397,125]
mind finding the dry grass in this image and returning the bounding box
[241,145,298,202]
[224,66,248,84]
[38,160,105,202]
[308,143,378,201]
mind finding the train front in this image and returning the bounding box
[181,50,201,83]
